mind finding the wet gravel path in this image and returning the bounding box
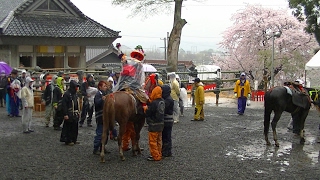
[0,103,319,179]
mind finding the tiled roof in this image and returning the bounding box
[0,0,120,38]
[4,14,120,38]
[0,0,25,23]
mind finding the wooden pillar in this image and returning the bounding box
[32,46,37,67]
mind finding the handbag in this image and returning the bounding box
[247,99,251,106]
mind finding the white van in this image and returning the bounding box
[195,65,221,80]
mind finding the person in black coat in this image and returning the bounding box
[60,80,80,146]
[161,84,174,157]
[93,81,109,154]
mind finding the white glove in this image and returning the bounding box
[234,93,237,98]
[247,94,251,99]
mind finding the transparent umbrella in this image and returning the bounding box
[142,64,157,72]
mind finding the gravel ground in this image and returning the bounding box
[0,98,319,180]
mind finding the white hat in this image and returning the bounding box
[21,70,26,74]
[107,77,114,82]
[26,77,34,83]
[240,72,246,76]
[295,79,304,85]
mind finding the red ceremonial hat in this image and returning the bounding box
[130,50,144,61]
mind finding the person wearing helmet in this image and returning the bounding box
[79,74,95,127]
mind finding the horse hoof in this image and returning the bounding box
[266,142,271,146]
[121,156,126,161]
[275,143,279,147]
[300,138,305,144]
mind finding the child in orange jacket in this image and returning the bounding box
[145,86,165,161]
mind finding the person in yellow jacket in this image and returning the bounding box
[192,78,205,121]
[233,72,251,115]
[168,73,180,123]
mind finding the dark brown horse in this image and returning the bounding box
[264,86,312,147]
[100,91,145,162]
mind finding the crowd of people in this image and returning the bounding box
[0,43,260,162]
[0,59,219,162]
[2,65,253,160]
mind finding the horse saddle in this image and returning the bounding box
[291,92,310,109]
[134,89,149,103]
[123,88,149,104]
[284,86,310,109]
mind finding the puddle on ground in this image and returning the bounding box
[185,97,264,108]
[225,132,320,171]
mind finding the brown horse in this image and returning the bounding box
[100,91,145,162]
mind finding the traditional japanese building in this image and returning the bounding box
[0,0,120,69]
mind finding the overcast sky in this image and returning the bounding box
[71,0,289,52]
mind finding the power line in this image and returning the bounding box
[121,35,161,39]
[122,34,222,39]
[184,4,288,7]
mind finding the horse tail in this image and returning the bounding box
[104,93,115,132]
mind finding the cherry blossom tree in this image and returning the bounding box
[219,5,317,87]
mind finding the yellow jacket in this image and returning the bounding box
[194,83,205,105]
[170,79,180,101]
[234,80,251,98]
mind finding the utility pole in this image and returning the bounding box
[160,37,167,61]
[270,32,281,87]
